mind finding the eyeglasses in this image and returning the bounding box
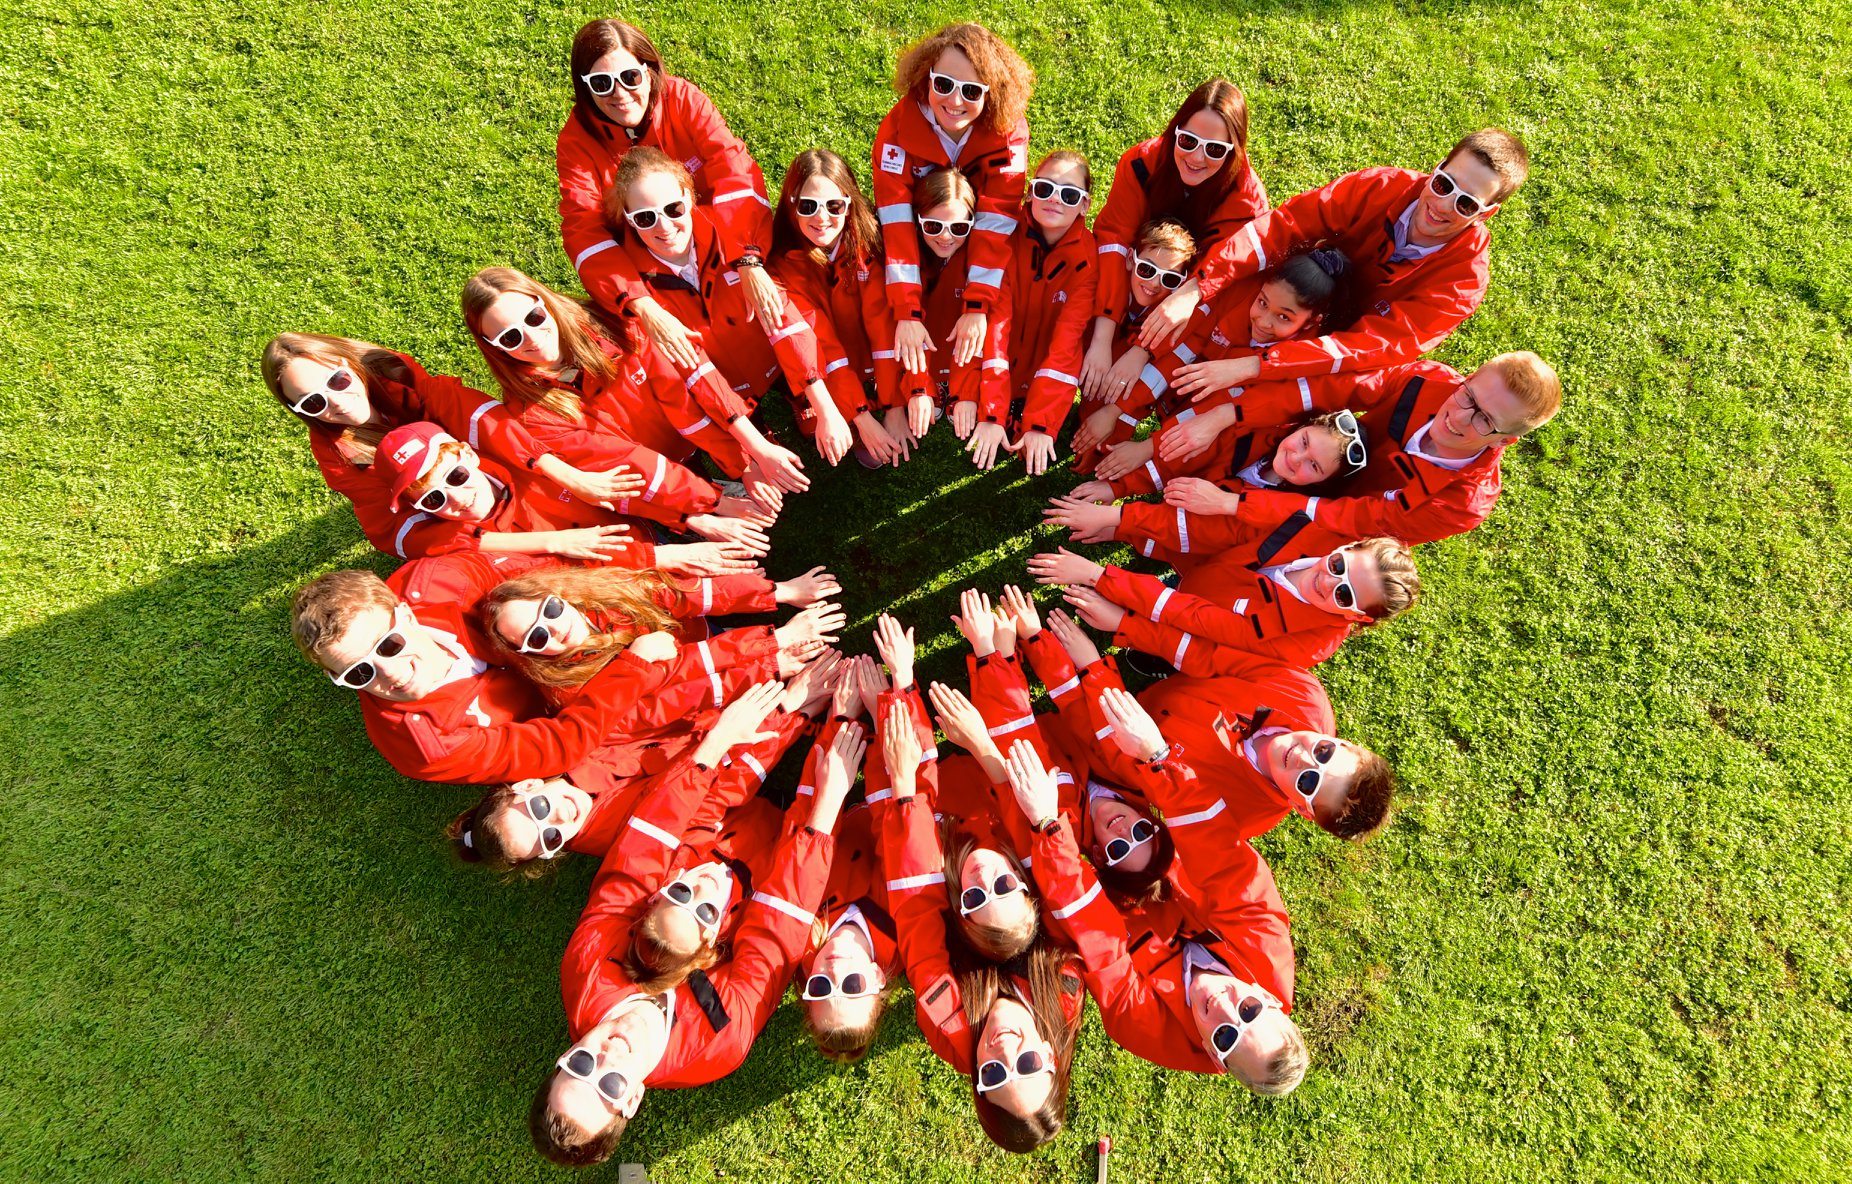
[659,878,721,927]
[802,969,881,1001]
[556,1046,629,1106]
[1428,169,1494,218]
[792,196,849,218]
[1455,384,1504,436]
[1029,178,1088,208]
[483,299,550,353]
[287,366,355,417]
[958,872,1024,916]
[1102,818,1159,867]
[412,462,475,513]
[1132,253,1187,290]
[1324,552,1361,612]
[580,66,647,96]
[928,71,989,104]
[327,607,409,690]
[975,1049,1049,1093]
[1293,738,1340,797]
[517,595,568,654]
[1174,129,1237,161]
[1209,993,1281,1063]
[1331,409,1368,471]
[624,199,689,231]
[918,216,972,238]
[513,790,567,857]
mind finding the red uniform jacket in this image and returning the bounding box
[386,451,653,566]
[1105,417,1294,501]
[901,247,1013,422]
[772,243,900,408]
[586,211,866,430]
[557,76,770,310]
[304,352,554,560]
[1092,136,1270,324]
[1005,219,1097,437]
[1135,658,1335,843]
[871,99,1028,321]
[1196,168,1490,380]
[1099,560,1360,671]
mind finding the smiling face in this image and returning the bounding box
[1263,730,1363,824]
[1426,365,1528,453]
[1270,424,1346,487]
[647,863,731,957]
[959,847,1033,933]
[1411,149,1503,243]
[1028,157,1088,240]
[585,46,651,127]
[477,290,561,368]
[1173,108,1235,188]
[487,777,594,862]
[926,46,986,136]
[1086,795,1158,875]
[407,441,497,523]
[919,197,974,260]
[1188,971,1292,1085]
[1247,277,1316,344]
[548,996,667,1143]
[278,356,372,426]
[1129,244,1190,308]
[626,168,696,262]
[794,174,850,252]
[491,595,592,658]
[802,922,886,1037]
[975,995,1055,1116]
[1304,546,1383,616]
[316,603,452,703]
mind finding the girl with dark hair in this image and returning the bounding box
[1081,79,1270,402]
[556,18,780,374]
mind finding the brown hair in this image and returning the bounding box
[1032,149,1092,196]
[1484,350,1562,431]
[914,167,976,218]
[1248,1022,1311,1095]
[1324,746,1394,840]
[261,333,412,466]
[772,149,882,269]
[1090,817,1176,905]
[1349,537,1421,622]
[460,267,626,422]
[1444,128,1530,205]
[1146,79,1252,239]
[290,569,398,664]
[528,1073,626,1167]
[623,901,723,995]
[569,18,664,118]
[446,785,556,880]
[943,824,1037,961]
[893,23,1034,135]
[801,915,898,1062]
[605,146,696,245]
[483,567,681,697]
[1135,217,1196,263]
[957,938,1083,1153]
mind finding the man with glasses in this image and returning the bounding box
[1137,128,1529,383]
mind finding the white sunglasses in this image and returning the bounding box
[928,71,989,103]
[286,365,356,417]
[482,299,550,353]
[624,199,690,230]
[1174,129,1237,160]
[580,66,647,95]
[1132,252,1187,290]
[327,605,411,690]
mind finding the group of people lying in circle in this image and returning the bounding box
[270,15,1565,1167]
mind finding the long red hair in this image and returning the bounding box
[460,267,632,423]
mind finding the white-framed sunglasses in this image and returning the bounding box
[286,365,356,417]
[1209,988,1285,1064]
[1331,409,1368,471]
[513,788,568,858]
[1293,737,1342,796]
[412,461,476,513]
[327,604,411,690]
[928,71,989,104]
[580,66,648,96]
[1174,129,1236,161]
[975,1049,1050,1093]
[516,594,569,654]
[792,195,849,218]
[958,872,1025,916]
[801,968,883,1001]
[482,299,550,353]
[1427,168,1496,218]
[919,216,972,238]
[1102,818,1159,867]
[1029,178,1089,208]
[1132,252,1187,290]
[624,199,689,231]
[657,878,721,927]
[556,1045,632,1110]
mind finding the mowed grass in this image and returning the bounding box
[3,0,1851,1178]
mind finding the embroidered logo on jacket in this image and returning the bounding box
[684,156,703,172]
[1211,329,1231,347]
[879,143,906,174]
[1054,290,1068,304]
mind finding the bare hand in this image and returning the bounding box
[1098,347,1149,406]
[1063,585,1127,632]
[1042,496,1119,545]
[697,680,785,762]
[951,400,978,441]
[639,300,702,371]
[776,565,841,607]
[894,320,934,375]
[966,421,1008,469]
[740,265,785,333]
[1046,608,1101,667]
[626,630,678,663]
[777,601,846,653]
[1133,283,1199,352]
[881,406,915,465]
[950,587,1000,657]
[657,541,761,577]
[854,654,890,719]
[855,411,903,467]
[998,584,1041,640]
[1003,739,1060,827]
[1155,411,1230,464]
[1027,547,1105,588]
[1077,323,1115,401]
[1071,404,1122,456]
[1094,438,1155,483]
[927,681,995,757]
[750,440,811,495]
[1172,356,1258,400]
[549,524,634,561]
[1163,477,1241,517]
[1068,480,1115,505]
[1098,685,1168,762]
[950,310,988,367]
[558,464,647,509]
[783,647,845,715]
[883,698,923,798]
[872,613,916,689]
[1017,430,1055,475]
[686,513,771,555]
[907,394,936,441]
[812,403,854,468]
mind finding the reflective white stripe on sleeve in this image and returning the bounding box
[1034,367,1079,386]
[1166,797,1226,827]
[1142,539,1156,558]
[739,751,767,782]
[1144,460,1162,488]
[685,362,718,389]
[982,358,1009,373]
[974,212,1017,235]
[887,872,946,891]
[872,350,897,360]
[1173,632,1193,667]
[825,357,850,374]
[392,512,433,559]
[877,203,914,226]
[1177,507,1191,553]
[1095,723,1114,740]
[1233,598,1249,614]
[697,639,723,704]
[1176,407,1196,422]
[921,746,940,762]
[676,415,713,437]
[1050,880,1102,921]
[885,263,921,285]
[1099,243,1130,257]
[966,266,1005,288]
[1320,336,1346,373]
[768,321,811,343]
[700,578,714,615]
[1175,342,1198,364]
[628,815,680,848]
[644,454,667,500]
[467,401,494,450]
[1306,496,1321,521]
[795,782,815,797]
[1244,222,1268,271]
[1053,770,1075,786]
[1118,413,1140,428]
[712,188,759,205]
[1152,587,1174,621]
[574,238,618,269]
[986,713,1035,738]
[1297,377,1314,412]
[1139,364,1165,392]
[1048,674,1081,698]
[751,891,814,925]
[864,787,893,804]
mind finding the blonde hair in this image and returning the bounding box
[1136,218,1196,263]
[606,146,696,237]
[914,167,976,218]
[802,916,897,1062]
[261,332,402,465]
[484,567,682,696]
[1445,128,1530,204]
[894,23,1034,134]
[460,267,624,423]
[1484,350,1561,431]
[624,901,722,995]
[1032,149,1091,195]
[1350,537,1421,622]
[290,570,398,663]
[1248,1021,1310,1095]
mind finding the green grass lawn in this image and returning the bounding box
[4,0,1852,1179]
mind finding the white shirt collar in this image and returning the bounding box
[1084,778,1124,807]
[1405,422,1482,471]
[1235,460,1278,489]
[918,101,971,163]
[1390,202,1446,264]
[824,902,872,946]
[422,625,490,691]
[1182,940,1232,999]
[648,247,700,288]
[1258,557,1320,603]
[1241,725,1286,775]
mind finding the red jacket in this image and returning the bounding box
[385,450,652,565]
[1196,168,1490,380]
[1135,658,1335,843]
[1105,418,1294,500]
[557,76,770,310]
[901,247,1014,421]
[586,211,866,429]
[772,243,901,408]
[1005,219,1097,436]
[502,329,748,489]
[304,351,555,560]
[1091,137,1269,323]
[871,99,1028,320]
[1099,561,1360,671]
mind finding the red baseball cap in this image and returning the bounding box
[377,422,457,510]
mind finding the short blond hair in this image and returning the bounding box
[1485,350,1561,432]
[291,570,398,663]
[1136,218,1196,263]
[1445,128,1529,204]
[1352,537,1421,622]
[1248,1021,1310,1096]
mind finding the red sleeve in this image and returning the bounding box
[1250,249,1486,380]
[1018,631,1082,706]
[879,793,973,1071]
[662,573,777,619]
[1091,145,1150,322]
[1113,498,1257,563]
[976,273,1015,425]
[871,108,925,322]
[1280,458,1502,547]
[556,119,647,310]
[1191,843,1297,1010]
[1195,171,1376,302]
[860,269,905,407]
[511,404,720,527]
[809,306,874,420]
[962,123,1029,314]
[609,630,782,732]
[683,710,808,840]
[706,824,836,1056]
[670,79,771,260]
[1018,246,1097,437]
[406,368,548,472]
[866,686,939,807]
[635,348,750,475]
[1097,564,1272,650]
[760,284,831,392]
